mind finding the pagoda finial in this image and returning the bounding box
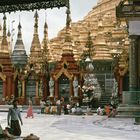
[34,10,39,34]
[62,1,73,54]
[66,0,71,30]
[42,15,49,65]
[1,13,9,53]
[7,19,11,37]
[18,15,22,39]
[44,13,48,40]
[18,15,21,29]
[42,12,48,51]
[65,1,72,43]
[3,13,7,38]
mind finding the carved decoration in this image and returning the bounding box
[0,72,6,81]
[13,69,19,81]
[0,0,68,13]
[54,67,73,80]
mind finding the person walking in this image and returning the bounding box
[7,99,23,136]
[26,98,34,118]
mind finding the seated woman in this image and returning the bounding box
[105,104,111,116]
[97,106,104,115]
[108,107,117,118]
[45,105,50,114]
[0,125,15,139]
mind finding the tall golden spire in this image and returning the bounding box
[62,1,73,53]
[41,13,49,62]
[66,1,71,31]
[29,10,42,74]
[30,10,41,53]
[1,13,9,53]
[34,10,39,35]
[42,13,48,47]
[65,1,72,42]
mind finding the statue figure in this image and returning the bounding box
[73,76,78,97]
[39,81,42,97]
[49,77,54,97]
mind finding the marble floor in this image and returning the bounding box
[0,112,140,140]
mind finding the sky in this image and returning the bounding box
[0,0,98,54]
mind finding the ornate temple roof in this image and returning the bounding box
[49,0,128,63]
[30,11,41,54]
[0,14,13,76]
[11,20,27,68]
[93,30,113,61]
[0,14,9,54]
[0,0,69,13]
[62,2,73,55]
[52,5,79,80]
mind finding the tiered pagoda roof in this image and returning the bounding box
[49,0,128,63]
[52,5,79,80]
[0,0,69,13]
[0,14,9,54]
[28,11,43,73]
[0,14,14,80]
[11,21,27,68]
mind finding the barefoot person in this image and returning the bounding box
[7,99,23,136]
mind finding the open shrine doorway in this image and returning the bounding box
[58,74,70,103]
[26,78,36,105]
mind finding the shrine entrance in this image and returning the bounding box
[58,74,70,103]
[26,79,36,104]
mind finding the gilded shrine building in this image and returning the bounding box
[0,14,14,103]
[0,0,131,106]
[50,7,81,103]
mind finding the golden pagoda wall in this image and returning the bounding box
[48,0,127,62]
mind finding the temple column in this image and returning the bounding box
[119,76,123,100]
[3,80,6,97]
[117,35,140,117]
[122,35,138,105]
[35,81,40,105]
[22,80,25,97]
[69,80,73,97]
[7,76,12,97]
[12,79,15,97]
[129,35,138,91]
[36,81,39,97]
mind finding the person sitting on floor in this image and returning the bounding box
[108,106,117,118]
[97,106,104,116]
[0,125,16,139]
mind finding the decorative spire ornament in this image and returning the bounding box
[63,1,73,53]
[1,13,9,53]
